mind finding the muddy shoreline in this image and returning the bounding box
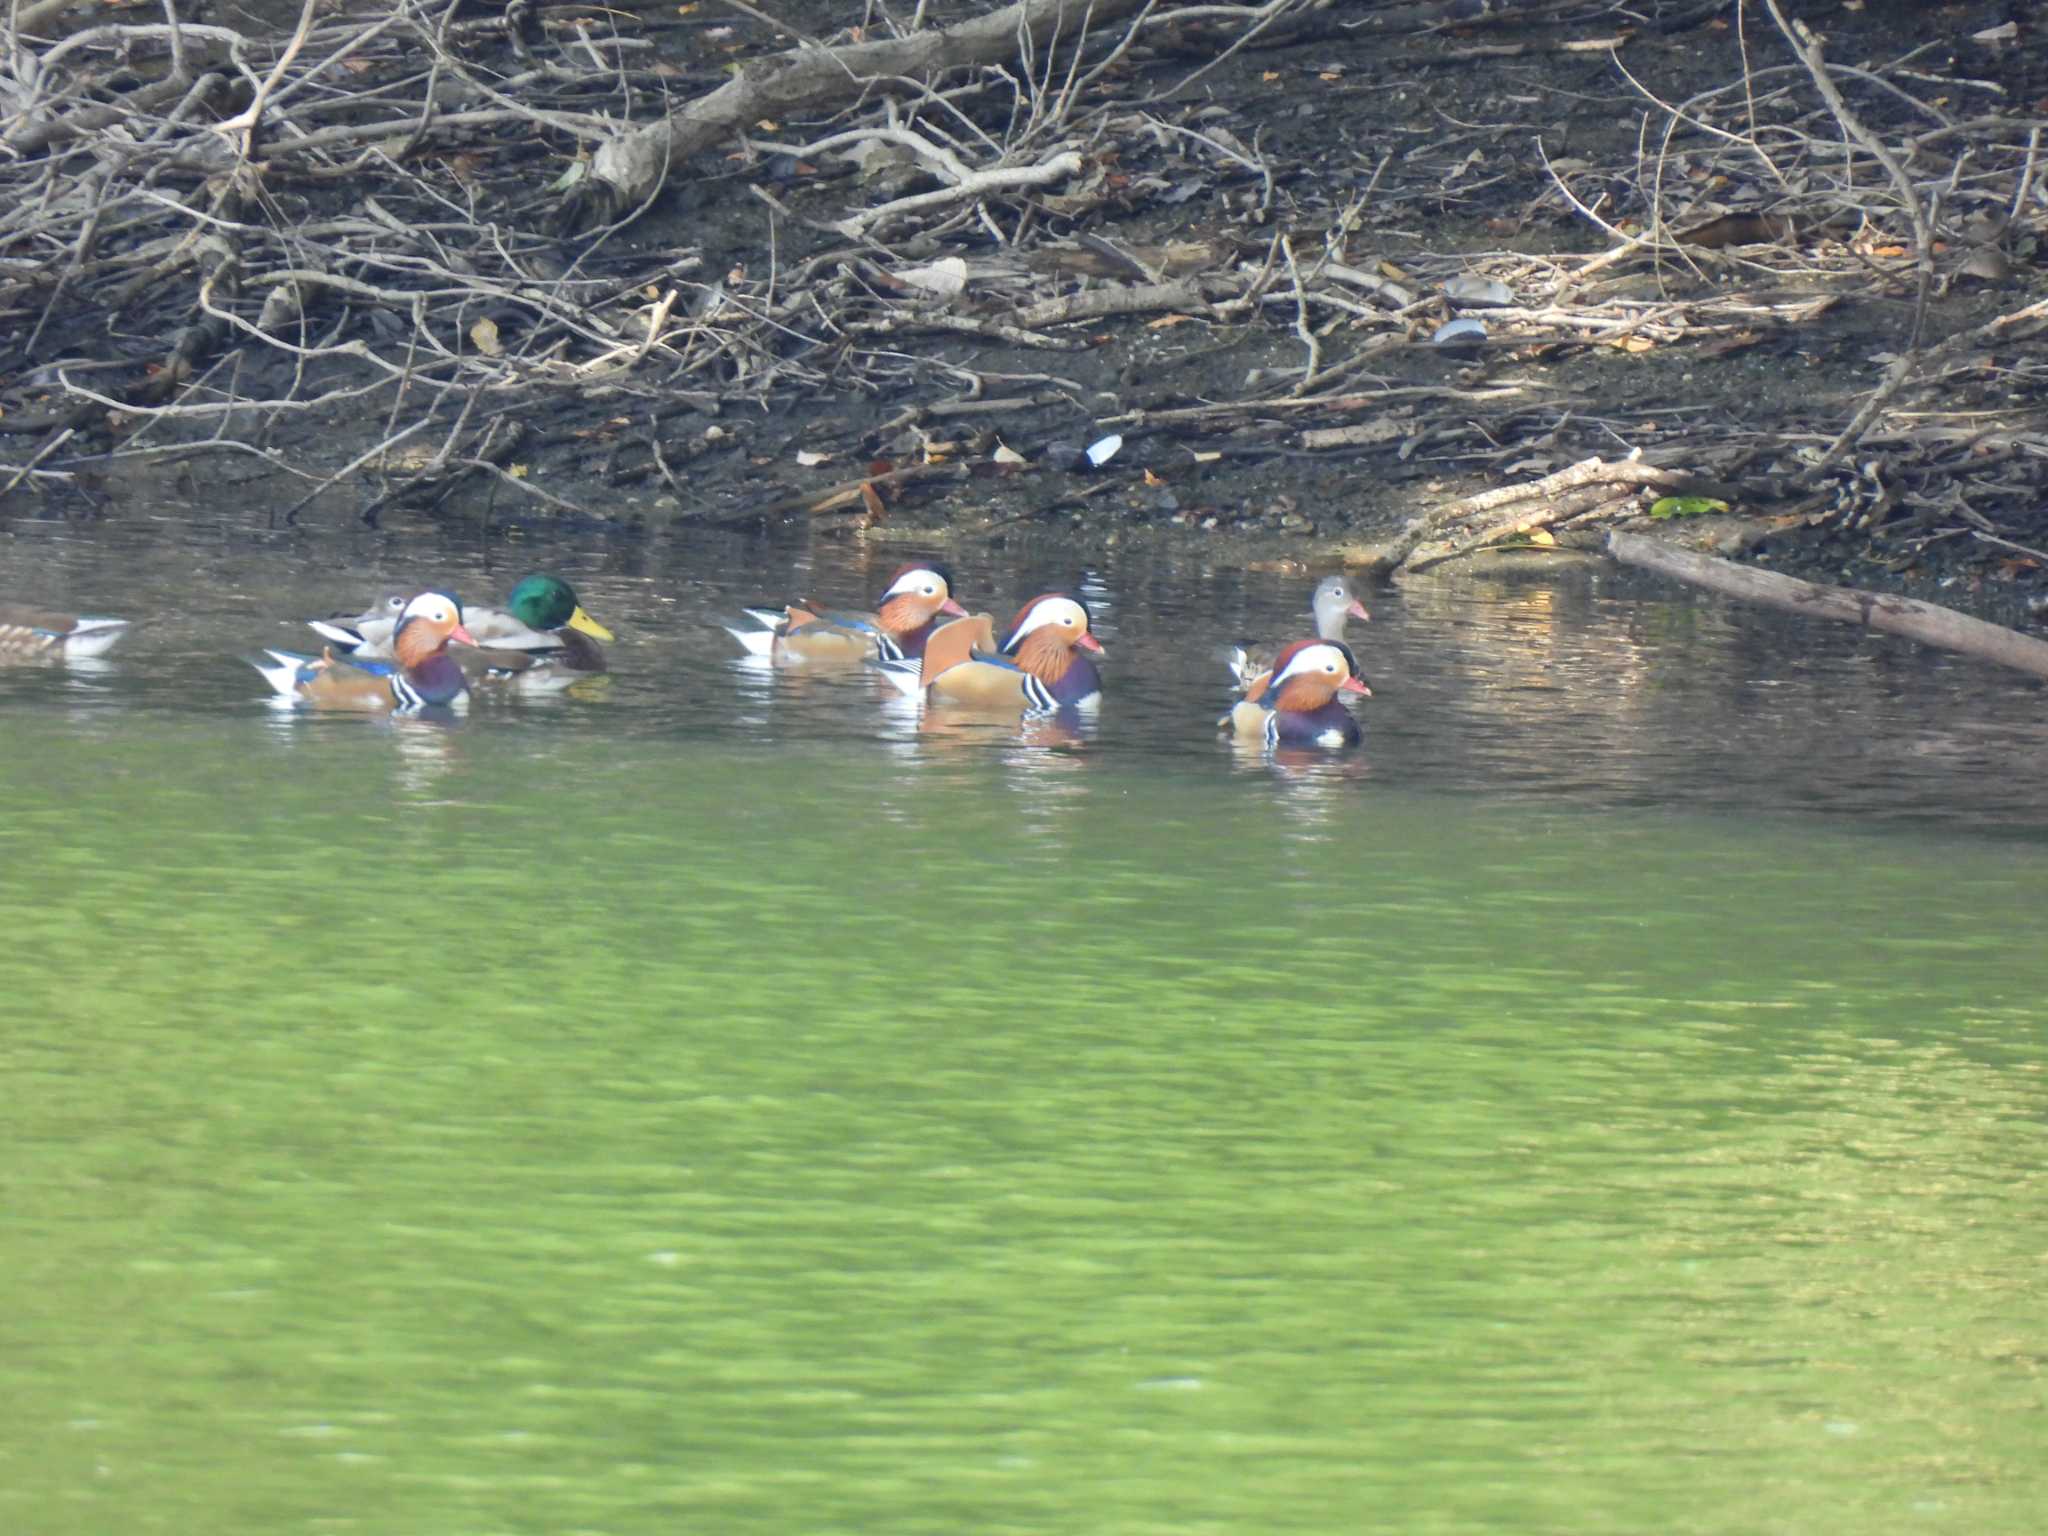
[6,0,2045,629]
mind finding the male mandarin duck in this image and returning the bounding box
[1225,575,1369,698]
[0,604,130,658]
[1220,638,1369,749]
[879,593,1104,713]
[254,591,476,711]
[724,564,965,663]
[311,574,613,668]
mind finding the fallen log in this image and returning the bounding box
[1608,530,2048,682]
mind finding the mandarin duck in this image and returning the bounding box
[311,574,613,667]
[724,564,965,663]
[0,604,130,658]
[1220,639,1369,749]
[1225,575,1369,698]
[254,591,476,711]
[878,593,1104,713]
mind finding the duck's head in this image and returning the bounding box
[391,591,477,666]
[1001,594,1101,656]
[875,564,967,634]
[1312,575,1370,633]
[506,574,614,641]
[1267,639,1369,711]
[351,591,413,627]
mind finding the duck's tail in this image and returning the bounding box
[306,619,366,653]
[721,622,778,658]
[248,649,317,699]
[63,617,129,657]
[1219,643,1256,690]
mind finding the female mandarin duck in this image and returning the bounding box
[0,604,130,658]
[879,593,1104,713]
[1226,575,1369,697]
[254,591,476,711]
[1221,639,1369,749]
[725,564,965,663]
[311,574,613,668]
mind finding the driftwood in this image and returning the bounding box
[1369,455,1739,575]
[1609,530,2048,682]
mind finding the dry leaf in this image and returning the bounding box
[795,449,830,467]
[1147,313,1193,329]
[756,119,779,131]
[1528,529,1556,545]
[1262,71,1281,83]
[860,482,886,518]
[1190,450,1222,464]
[992,442,1028,465]
[470,316,502,355]
[509,464,528,479]
[1143,469,1164,487]
[1619,336,1654,353]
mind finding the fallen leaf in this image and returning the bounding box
[860,481,886,518]
[1147,313,1193,329]
[1262,71,1281,83]
[1649,496,1730,520]
[992,442,1028,465]
[1527,529,1556,545]
[1190,450,1222,464]
[509,464,528,479]
[1143,469,1164,487]
[756,119,779,131]
[470,316,502,355]
[795,449,830,467]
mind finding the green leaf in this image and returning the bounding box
[1649,496,1729,520]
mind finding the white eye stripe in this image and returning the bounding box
[1271,642,1348,686]
[1010,598,1085,640]
[881,569,946,599]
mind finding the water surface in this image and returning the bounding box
[3,519,2044,1534]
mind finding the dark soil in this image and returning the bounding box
[8,0,2047,626]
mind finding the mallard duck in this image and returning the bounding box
[311,574,613,667]
[0,604,130,658]
[254,591,475,711]
[724,564,965,663]
[877,593,1104,713]
[1220,639,1368,748]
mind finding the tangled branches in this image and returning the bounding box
[0,0,2042,557]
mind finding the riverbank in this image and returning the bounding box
[5,0,2044,626]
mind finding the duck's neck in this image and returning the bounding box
[877,592,937,640]
[393,619,449,672]
[1009,628,1075,685]
[1271,675,1338,713]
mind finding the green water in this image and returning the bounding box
[3,707,2043,1535]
